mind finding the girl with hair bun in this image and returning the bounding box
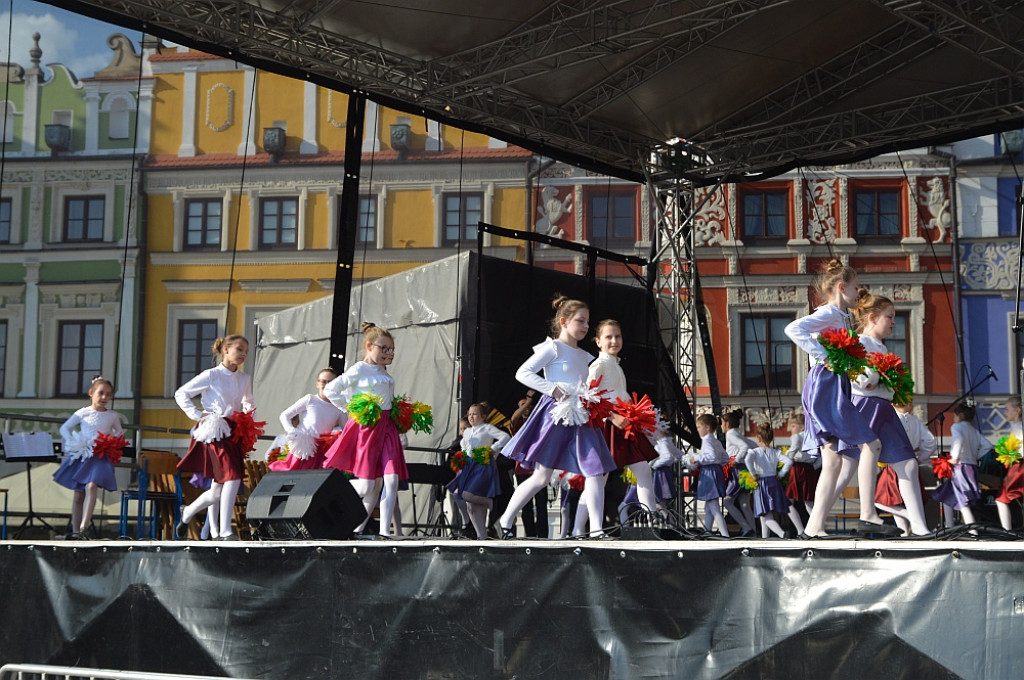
[53,375,126,539]
[836,288,930,536]
[784,259,893,537]
[498,294,616,539]
[175,334,258,540]
[322,322,408,537]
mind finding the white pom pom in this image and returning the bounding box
[286,426,318,460]
[193,414,231,443]
[63,430,93,461]
[550,381,591,427]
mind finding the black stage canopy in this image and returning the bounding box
[40,0,1024,184]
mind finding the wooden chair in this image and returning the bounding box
[119,450,184,539]
[233,460,269,540]
[832,486,860,533]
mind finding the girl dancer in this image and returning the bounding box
[575,319,659,534]
[739,422,797,538]
[681,413,730,536]
[932,403,990,530]
[784,413,817,517]
[448,403,510,538]
[53,375,126,539]
[268,368,345,471]
[497,295,616,539]
[721,409,758,536]
[881,399,936,535]
[322,322,408,538]
[175,335,257,541]
[784,259,889,537]
[837,289,929,536]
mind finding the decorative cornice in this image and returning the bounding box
[237,279,312,293]
[162,279,233,293]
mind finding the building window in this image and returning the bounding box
[178,319,219,387]
[108,97,129,139]
[259,197,299,249]
[854,188,901,239]
[741,190,788,240]
[587,190,636,248]
[0,320,6,396]
[888,313,909,363]
[358,195,377,245]
[184,199,222,250]
[64,196,105,242]
[57,321,104,397]
[0,197,10,244]
[741,315,795,392]
[442,192,482,246]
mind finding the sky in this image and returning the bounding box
[0,0,144,79]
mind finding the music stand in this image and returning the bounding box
[0,432,60,538]
[405,462,456,537]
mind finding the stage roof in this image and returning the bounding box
[48,0,1024,184]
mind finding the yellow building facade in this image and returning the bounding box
[140,49,531,449]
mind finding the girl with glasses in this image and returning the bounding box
[322,322,407,537]
[267,368,345,472]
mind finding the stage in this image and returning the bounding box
[0,536,1020,679]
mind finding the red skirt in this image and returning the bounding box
[874,465,902,506]
[603,420,657,468]
[996,462,1024,503]
[322,411,408,480]
[178,436,245,483]
[784,462,818,502]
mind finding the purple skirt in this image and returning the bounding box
[802,364,876,451]
[931,463,980,510]
[652,467,676,501]
[53,456,118,492]
[837,396,915,463]
[696,464,727,501]
[622,467,677,507]
[501,394,615,477]
[753,476,789,517]
[446,458,500,498]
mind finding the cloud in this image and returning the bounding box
[0,7,135,79]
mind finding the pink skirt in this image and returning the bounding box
[322,411,408,480]
[269,434,339,472]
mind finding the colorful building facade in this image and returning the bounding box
[0,32,151,428]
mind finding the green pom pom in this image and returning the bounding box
[348,392,384,427]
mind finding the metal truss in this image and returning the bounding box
[50,0,1024,185]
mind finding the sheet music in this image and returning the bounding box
[1,432,56,460]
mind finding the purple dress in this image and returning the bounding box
[52,407,123,493]
[837,336,915,462]
[501,338,615,477]
[785,306,876,452]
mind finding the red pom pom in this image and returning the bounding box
[93,432,128,464]
[229,411,267,455]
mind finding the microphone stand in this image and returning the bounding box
[926,369,998,455]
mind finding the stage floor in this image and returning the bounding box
[1,535,1021,679]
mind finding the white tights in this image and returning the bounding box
[182,479,242,538]
[462,492,493,538]
[870,459,929,536]
[704,500,729,536]
[501,465,606,536]
[804,439,880,536]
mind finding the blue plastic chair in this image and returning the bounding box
[119,451,183,539]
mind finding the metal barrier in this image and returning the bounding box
[0,664,262,680]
